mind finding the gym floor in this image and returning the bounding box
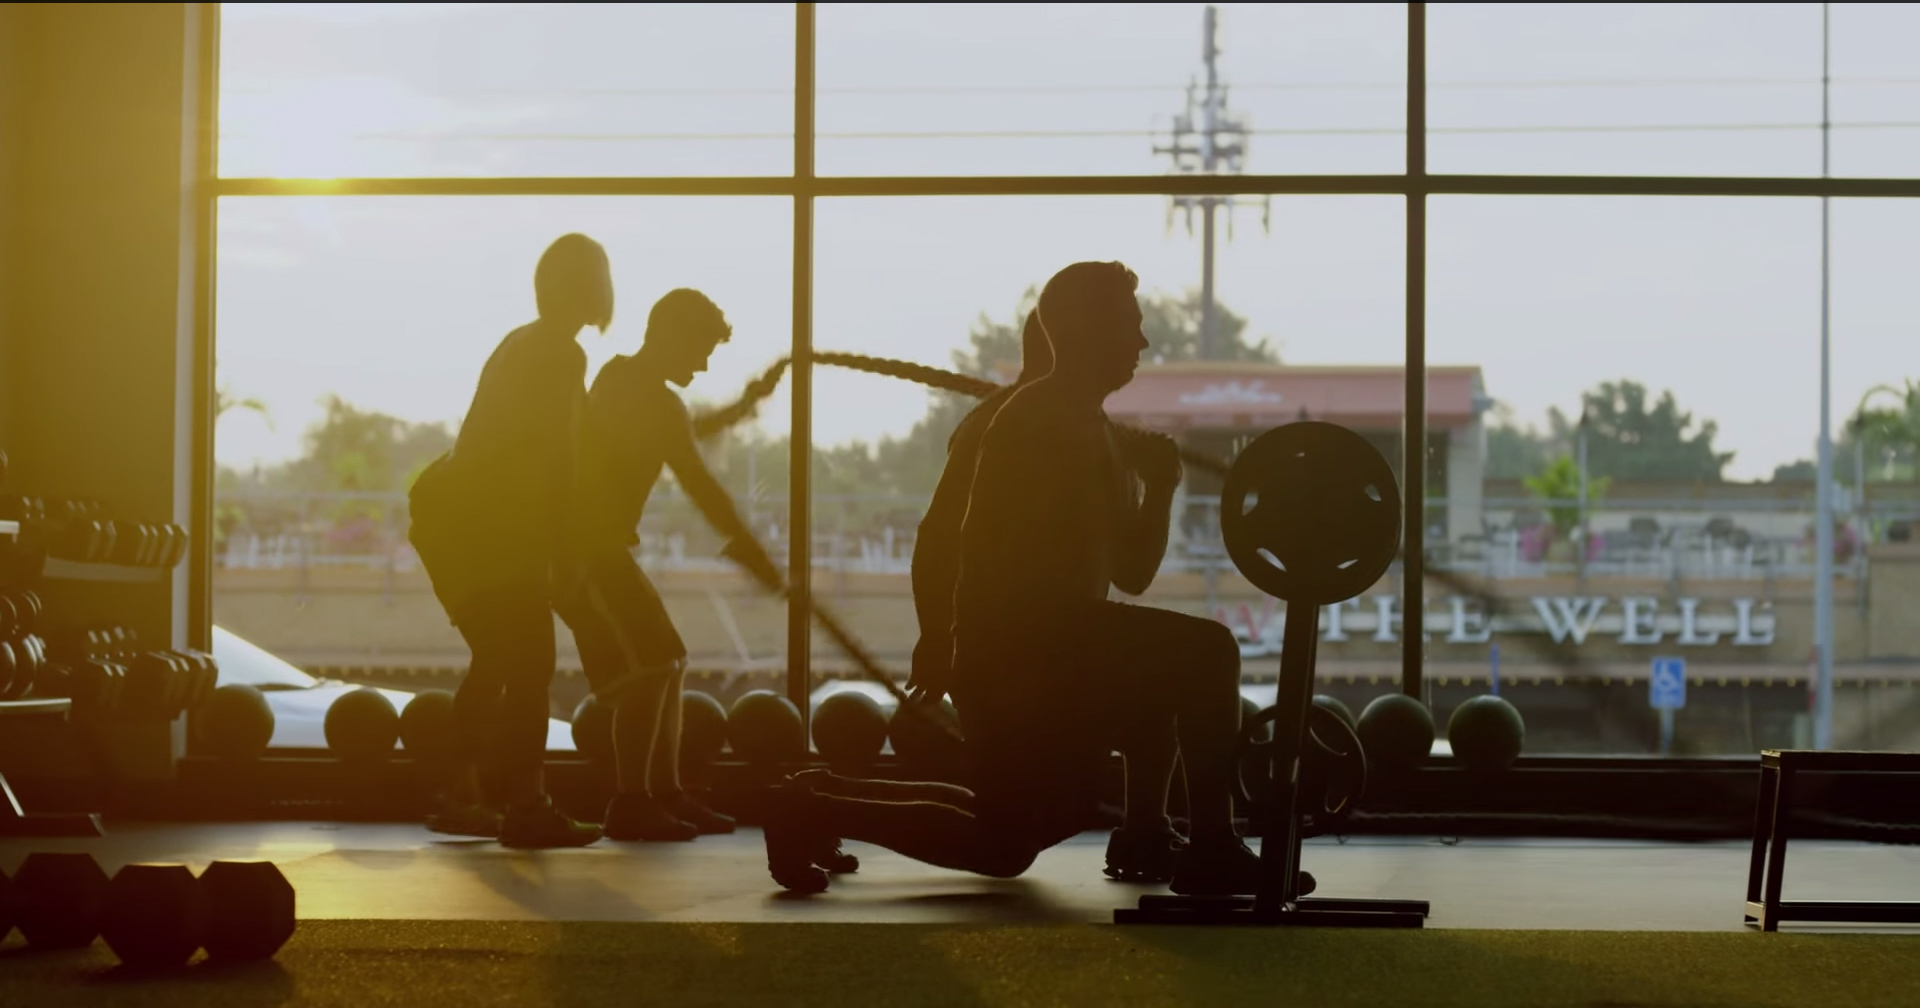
[5,822,1920,931]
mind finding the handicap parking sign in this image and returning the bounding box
[1650,656,1687,711]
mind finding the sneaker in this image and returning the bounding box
[427,800,502,839]
[1103,822,1187,884]
[813,840,860,875]
[603,793,699,842]
[1168,840,1316,898]
[499,798,603,849]
[661,791,737,835]
[762,784,831,894]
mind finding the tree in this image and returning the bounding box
[1773,380,1920,487]
[215,387,271,428]
[1850,379,1920,484]
[1484,402,1562,480]
[1523,454,1611,538]
[1549,380,1733,483]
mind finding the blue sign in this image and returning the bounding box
[1650,656,1687,710]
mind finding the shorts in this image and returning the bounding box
[955,602,1225,841]
[556,549,688,699]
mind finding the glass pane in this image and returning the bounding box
[1422,195,1911,758]
[214,196,792,747]
[1832,200,1920,753]
[1429,3,1830,177]
[218,3,794,178]
[1833,4,1920,177]
[817,3,1405,176]
[809,195,1402,712]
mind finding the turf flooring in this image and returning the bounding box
[3,921,1919,1008]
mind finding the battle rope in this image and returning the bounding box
[811,350,1595,682]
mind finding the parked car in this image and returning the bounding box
[209,626,576,752]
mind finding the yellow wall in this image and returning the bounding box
[0,3,204,648]
[0,3,23,449]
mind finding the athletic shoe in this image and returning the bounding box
[1102,821,1188,883]
[499,798,603,849]
[1168,839,1317,898]
[661,791,737,835]
[762,783,831,894]
[426,800,502,839]
[602,793,699,842]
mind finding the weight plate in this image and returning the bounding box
[1234,702,1368,826]
[1219,421,1401,606]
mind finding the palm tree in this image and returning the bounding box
[1850,380,1920,483]
[215,387,272,429]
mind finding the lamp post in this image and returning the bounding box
[1576,405,1590,590]
[1812,1,1834,750]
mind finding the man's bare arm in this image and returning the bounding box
[654,395,784,588]
[1111,430,1181,596]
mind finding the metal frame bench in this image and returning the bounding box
[1746,749,1920,931]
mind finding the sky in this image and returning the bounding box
[212,3,1920,482]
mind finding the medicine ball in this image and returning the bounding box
[1313,694,1357,732]
[1447,694,1526,773]
[727,690,804,764]
[398,689,459,762]
[680,690,728,771]
[812,691,889,769]
[196,683,276,761]
[323,688,399,762]
[1356,693,1434,778]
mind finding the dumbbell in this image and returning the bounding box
[13,635,46,698]
[32,659,73,702]
[199,860,296,962]
[178,649,218,709]
[104,521,135,565]
[164,525,184,567]
[91,859,299,966]
[122,651,178,717]
[0,640,21,700]
[70,658,125,712]
[0,593,16,639]
[12,852,110,949]
[8,590,41,634]
[102,864,207,969]
[92,519,118,563]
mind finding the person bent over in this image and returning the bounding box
[557,289,785,841]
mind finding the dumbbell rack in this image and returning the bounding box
[0,516,103,837]
[1115,604,1428,927]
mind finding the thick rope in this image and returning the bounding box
[811,350,1594,681]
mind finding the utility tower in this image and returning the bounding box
[1155,4,1269,361]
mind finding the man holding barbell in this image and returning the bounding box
[765,261,1264,896]
[799,306,1192,884]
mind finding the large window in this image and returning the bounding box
[211,3,1920,758]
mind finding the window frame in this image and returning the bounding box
[197,2,1920,749]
